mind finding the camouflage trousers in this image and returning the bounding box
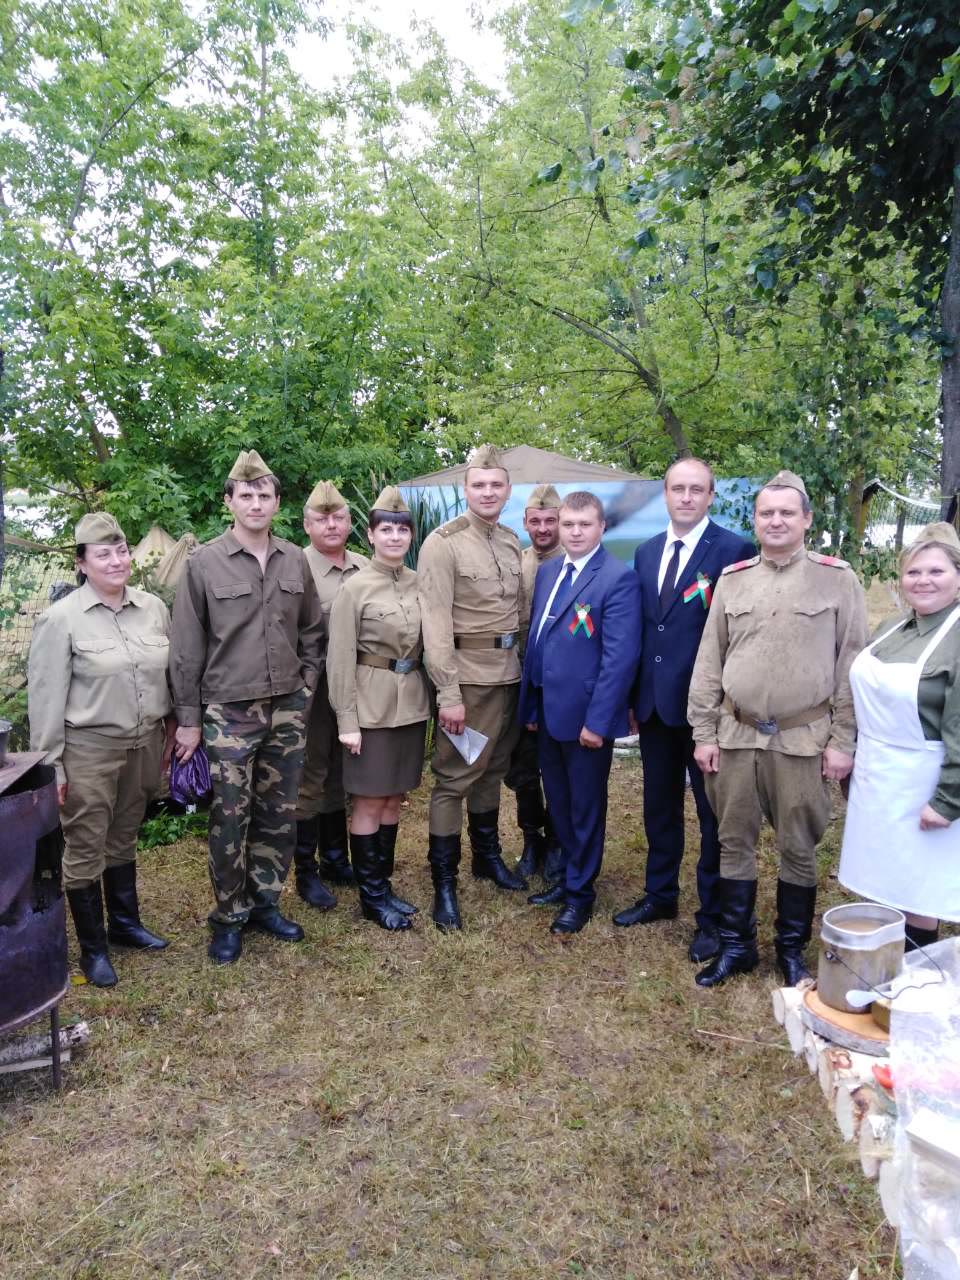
[204,690,308,925]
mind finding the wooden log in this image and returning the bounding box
[0,1020,89,1068]
[771,986,803,1027]
[878,1158,901,1228]
[836,1081,881,1143]
[859,1111,896,1180]
[800,988,889,1057]
[803,1028,828,1076]
[0,1051,71,1076]
[784,1003,806,1056]
[817,1046,878,1103]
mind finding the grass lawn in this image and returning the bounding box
[0,759,898,1279]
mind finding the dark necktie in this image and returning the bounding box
[659,539,683,615]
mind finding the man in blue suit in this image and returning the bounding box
[613,459,755,960]
[520,491,641,934]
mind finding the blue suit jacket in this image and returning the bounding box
[520,546,641,742]
[632,520,756,727]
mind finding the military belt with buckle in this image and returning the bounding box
[454,632,519,650]
[357,653,421,674]
[722,695,831,735]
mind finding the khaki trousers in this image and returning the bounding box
[295,673,345,818]
[705,748,831,887]
[60,726,164,889]
[429,683,522,836]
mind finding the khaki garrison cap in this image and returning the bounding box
[526,483,561,510]
[466,443,509,476]
[305,480,348,513]
[763,469,808,498]
[228,449,273,482]
[371,485,409,514]
[914,521,960,552]
[75,512,126,545]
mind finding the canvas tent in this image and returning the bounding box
[404,445,644,488]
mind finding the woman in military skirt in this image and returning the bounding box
[327,487,430,930]
[28,513,173,987]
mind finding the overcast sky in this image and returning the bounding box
[290,0,508,91]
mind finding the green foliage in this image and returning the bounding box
[137,808,209,850]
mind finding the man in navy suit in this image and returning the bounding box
[519,492,641,934]
[613,459,755,960]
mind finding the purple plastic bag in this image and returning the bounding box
[170,747,213,808]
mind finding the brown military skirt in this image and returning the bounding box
[342,721,428,796]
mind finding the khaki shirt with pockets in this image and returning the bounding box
[687,548,869,757]
[417,511,524,706]
[28,583,172,784]
[170,529,326,726]
[327,559,430,734]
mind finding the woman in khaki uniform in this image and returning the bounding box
[328,487,430,930]
[28,513,173,987]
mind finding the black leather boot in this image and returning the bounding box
[102,861,169,950]
[66,883,118,987]
[542,814,564,884]
[774,880,817,986]
[317,809,354,884]
[468,809,528,890]
[428,833,462,931]
[208,922,242,964]
[379,823,417,915]
[515,784,547,879]
[695,879,760,988]
[351,831,410,931]
[905,922,940,951]
[293,818,337,910]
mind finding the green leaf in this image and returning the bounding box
[755,55,776,78]
[624,49,642,71]
[796,0,820,11]
[760,91,782,110]
[536,162,563,183]
[632,228,658,249]
[930,75,951,97]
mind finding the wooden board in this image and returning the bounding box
[0,751,47,796]
[800,988,890,1057]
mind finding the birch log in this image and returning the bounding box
[836,1081,881,1143]
[878,1158,902,1227]
[859,1112,896,1180]
[803,1029,828,1076]
[0,1021,90,1070]
[771,986,803,1028]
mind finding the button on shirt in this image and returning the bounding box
[28,583,173,783]
[535,544,601,642]
[656,515,710,594]
[170,530,326,726]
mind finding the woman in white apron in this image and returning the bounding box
[839,523,960,947]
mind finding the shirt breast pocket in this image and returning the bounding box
[73,638,123,678]
[278,578,304,595]
[212,582,253,601]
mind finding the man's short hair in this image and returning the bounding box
[755,484,812,516]
[224,474,281,499]
[560,490,605,521]
[664,457,716,491]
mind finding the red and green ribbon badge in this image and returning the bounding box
[569,602,595,637]
[682,573,713,610]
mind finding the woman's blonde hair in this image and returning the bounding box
[899,522,960,576]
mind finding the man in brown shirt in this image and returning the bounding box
[506,483,564,880]
[171,450,325,964]
[687,470,868,988]
[417,443,528,930]
[293,480,366,909]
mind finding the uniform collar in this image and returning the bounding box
[369,557,405,580]
[910,602,960,634]
[224,528,283,558]
[759,545,806,571]
[536,544,562,564]
[77,581,137,611]
[306,544,357,576]
[466,509,499,536]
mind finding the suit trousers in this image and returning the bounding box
[429,683,522,836]
[294,672,345,818]
[637,713,721,926]
[537,696,614,909]
[705,747,831,887]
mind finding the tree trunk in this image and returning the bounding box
[0,344,6,591]
[939,142,960,518]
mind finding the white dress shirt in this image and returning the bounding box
[656,514,710,593]
[535,543,602,642]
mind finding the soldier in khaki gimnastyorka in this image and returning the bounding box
[170,450,325,965]
[504,482,564,882]
[417,443,528,930]
[293,480,367,911]
[687,470,869,989]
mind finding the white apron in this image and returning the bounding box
[839,605,960,921]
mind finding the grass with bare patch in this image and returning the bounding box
[1,759,899,1278]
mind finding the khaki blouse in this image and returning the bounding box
[327,559,431,734]
[28,583,172,783]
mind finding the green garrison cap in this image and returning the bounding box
[914,521,960,552]
[75,512,126,545]
[305,479,348,513]
[763,469,808,497]
[371,485,409,514]
[228,449,273,482]
[465,443,509,476]
[526,483,561,510]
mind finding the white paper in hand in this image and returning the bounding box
[441,725,489,765]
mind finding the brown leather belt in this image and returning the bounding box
[454,632,519,651]
[722,695,831,735]
[357,653,421,674]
